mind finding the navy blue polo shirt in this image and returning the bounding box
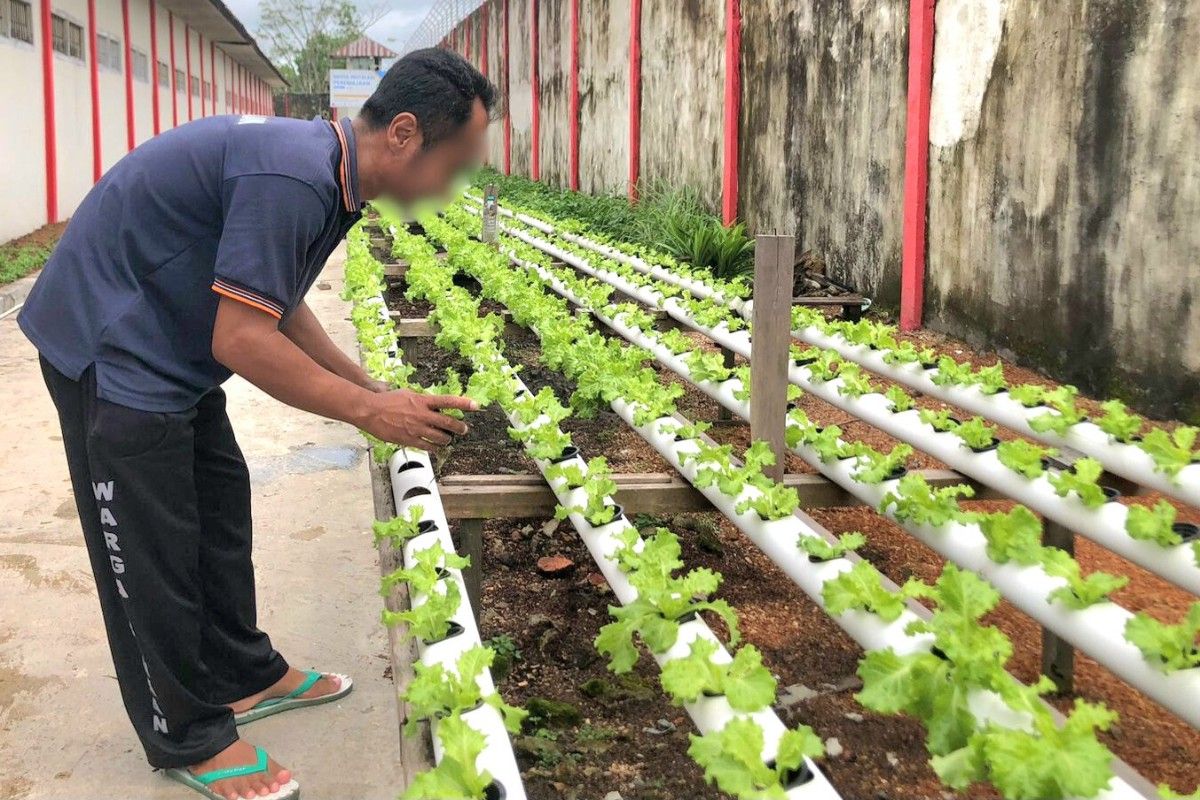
[19,115,364,412]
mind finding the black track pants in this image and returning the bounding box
[40,356,288,768]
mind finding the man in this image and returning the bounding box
[19,49,496,800]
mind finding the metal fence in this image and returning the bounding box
[400,0,485,54]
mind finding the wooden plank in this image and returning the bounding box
[1040,518,1076,692]
[792,295,867,306]
[389,316,437,337]
[369,461,434,787]
[438,468,981,520]
[750,235,795,481]
[382,262,409,279]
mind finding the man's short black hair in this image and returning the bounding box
[360,48,498,149]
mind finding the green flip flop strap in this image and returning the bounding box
[282,670,323,701]
[251,670,324,710]
[194,746,269,786]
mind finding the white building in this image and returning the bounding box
[0,0,287,243]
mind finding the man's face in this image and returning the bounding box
[379,99,489,205]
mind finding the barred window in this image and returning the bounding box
[157,60,169,88]
[6,1,34,44]
[98,34,122,71]
[67,19,82,58]
[190,75,199,96]
[131,48,148,82]
[175,68,184,92]
[50,13,65,53]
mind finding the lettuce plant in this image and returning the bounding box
[688,718,823,800]
[660,638,777,711]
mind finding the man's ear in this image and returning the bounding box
[387,111,421,153]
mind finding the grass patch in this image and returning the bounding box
[0,243,53,286]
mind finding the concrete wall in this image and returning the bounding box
[1,1,278,245]
[741,0,909,305]
[576,0,628,195]
[450,0,1200,418]
[925,0,1200,419]
[536,0,571,186]
[0,3,49,242]
[640,0,723,203]
[507,0,533,176]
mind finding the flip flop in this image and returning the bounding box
[234,671,353,726]
[164,745,299,800]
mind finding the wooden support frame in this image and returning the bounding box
[438,469,986,521]
[1041,519,1076,692]
[750,235,795,481]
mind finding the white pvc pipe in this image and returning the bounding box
[429,210,1157,800]
[386,426,526,800]
[502,246,1200,731]
[488,207,1200,509]
[500,226,1200,594]
[497,370,842,799]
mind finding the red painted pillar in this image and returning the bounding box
[121,0,134,149]
[40,0,58,221]
[168,12,178,127]
[149,0,160,135]
[900,0,936,331]
[210,41,217,115]
[87,0,102,181]
[184,25,193,121]
[502,0,511,175]
[198,33,206,118]
[530,0,539,180]
[721,0,741,225]
[481,5,489,78]
[568,0,579,190]
[628,0,642,201]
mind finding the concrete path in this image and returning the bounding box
[0,245,404,799]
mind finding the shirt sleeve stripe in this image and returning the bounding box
[212,282,284,319]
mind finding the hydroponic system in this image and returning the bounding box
[345,174,1200,800]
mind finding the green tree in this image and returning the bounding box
[257,0,386,94]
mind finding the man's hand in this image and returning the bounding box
[357,390,477,451]
[364,378,393,393]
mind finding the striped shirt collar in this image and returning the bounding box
[329,117,362,213]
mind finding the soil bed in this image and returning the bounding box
[375,222,1200,799]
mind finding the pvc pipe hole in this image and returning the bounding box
[422,620,465,647]
[765,759,815,790]
[549,445,580,464]
[1173,522,1199,543]
[417,519,438,535]
[483,780,507,800]
[396,461,424,474]
[1101,486,1121,502]
[402,486,433,501]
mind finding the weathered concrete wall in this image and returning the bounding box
[450,0,1200,419]
[576,0,630,195]
[741,0,909,305]
[640,0,724,203]
[537,0,573,186]
[926,0,1200,420]
[507,0,535,176]
[483,0,506,168]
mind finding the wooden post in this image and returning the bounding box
[750,235,794,482]
[1041,519,1075,692]
[454,518,484,626]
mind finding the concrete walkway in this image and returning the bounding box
[0,245,404,799]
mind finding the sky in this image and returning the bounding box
[222,0,438,54]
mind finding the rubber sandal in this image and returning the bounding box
[234,671,353,726]
[164,746,299,800]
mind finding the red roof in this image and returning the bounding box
[331,36,397,59]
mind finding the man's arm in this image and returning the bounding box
[213,297,472,450]
[281,300,385,391]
